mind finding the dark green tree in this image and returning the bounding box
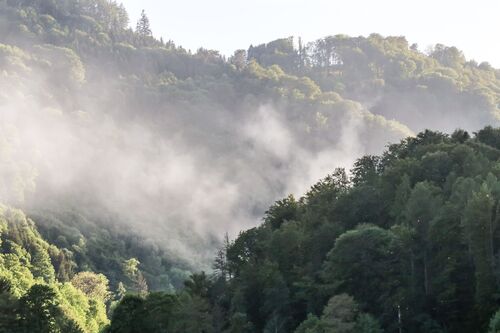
[322,225,398,320]
[463,184,497,326]
[18,284,62,333]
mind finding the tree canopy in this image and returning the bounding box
[1,0,500,332]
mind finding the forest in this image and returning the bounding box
[1,0,500,332]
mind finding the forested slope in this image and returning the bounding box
[109,127,500,333]
[0,205,109,332]
[1,0,500,332]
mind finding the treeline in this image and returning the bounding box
[2,0,500,133]
[108,126,500,332]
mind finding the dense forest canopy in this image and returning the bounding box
[106,127,500,333]
[1,0,500,332]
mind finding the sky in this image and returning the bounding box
[120,0,500,67]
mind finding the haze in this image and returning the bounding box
[1,0,499,270]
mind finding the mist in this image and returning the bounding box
[3,2,500,332]
[0,63,408,267]
[2,15,498,269]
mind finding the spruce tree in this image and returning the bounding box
[136,10,152,37]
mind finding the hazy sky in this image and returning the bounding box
[120,0,500,67]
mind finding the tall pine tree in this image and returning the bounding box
[136,10,152,37]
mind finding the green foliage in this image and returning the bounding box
[105,292,213,333]
[355,313,384,333]
[322,226,398,317]
[264,195,299,229]
[320,294,358,333]
[170,293,214,333]
[295,295,383,333]
[463,184,497,324]
[18,284,65,333]
[488,310,500,333]
[178,127,500,333]
[226,312,254,333]
[0,206,108,333]
[2,1,500,332]
[71,271,111,302]
[105,295,148,333]
[294,314,324,333]
[31,211,190,292]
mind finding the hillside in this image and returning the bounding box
[0,205,109,332]
[108,126,500,333]
[1,0,500,332]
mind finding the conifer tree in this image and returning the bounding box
[136,10,152,37]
